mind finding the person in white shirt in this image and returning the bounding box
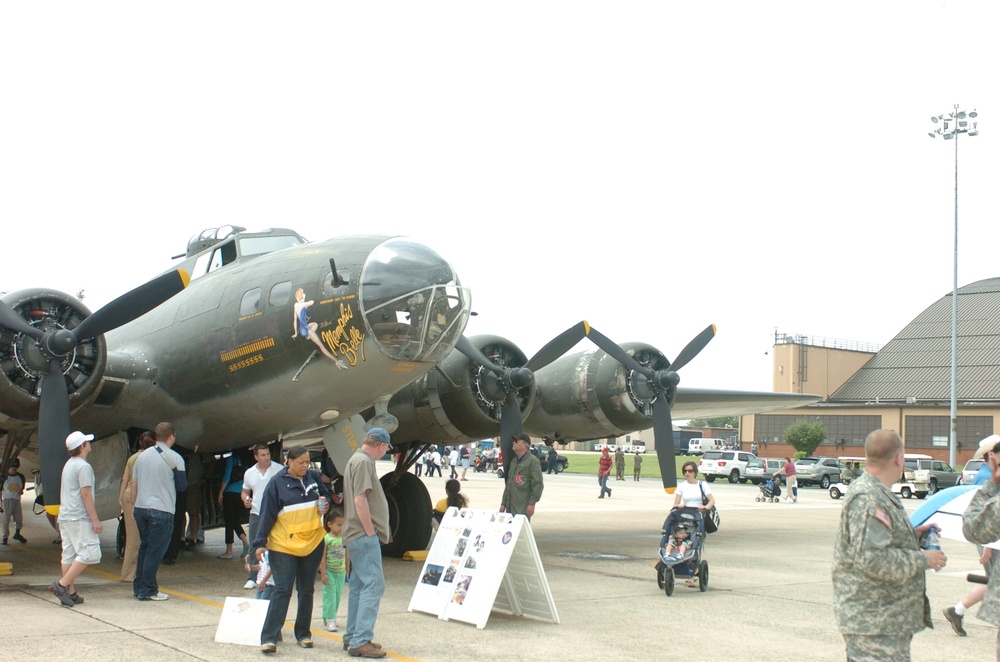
[672,461,715,511]
[241,443,283,589]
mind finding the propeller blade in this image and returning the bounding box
[38,360,71,514]
[73,269,189,341]
[524,321,589,372]
[499,395,522,478]
[455,335,504,375]
[652,397,677,494]
[669,324,716,372]
[581,326,651,376]
[0,300,43,340]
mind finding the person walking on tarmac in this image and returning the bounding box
[500,434,543,519]
[598,448,613,499]
[615,447,626,481]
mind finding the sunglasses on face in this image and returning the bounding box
[683,469,696,474]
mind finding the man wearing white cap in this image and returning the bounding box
[49,431,102,608]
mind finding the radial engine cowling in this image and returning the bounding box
[524,342,669,441]
[0,289,107,423]
[387,335,534,446]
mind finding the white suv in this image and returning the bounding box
[698,450,756,484]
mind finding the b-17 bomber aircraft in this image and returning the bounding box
[0,227,819,555]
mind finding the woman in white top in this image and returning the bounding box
[672,461,716,510]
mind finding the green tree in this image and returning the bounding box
[784,420,826,456]
[687,416,738,429]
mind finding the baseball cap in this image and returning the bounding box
[66,431,95,451]
[366,427,393,449]
[511,433,531,444]
[973,434,1000,460]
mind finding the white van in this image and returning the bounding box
[687,438,726,456]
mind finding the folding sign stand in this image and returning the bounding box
[407,509,559,629]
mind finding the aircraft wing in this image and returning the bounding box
[672,388,821,420]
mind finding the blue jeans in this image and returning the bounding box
[260,543,324,645]
[133,507,174,598]
[598,475,610,496]
[344,534,385,649]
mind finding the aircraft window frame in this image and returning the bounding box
[240,288,262,317]
[239,235,303,258]
[209,241,238,273]
[269,281,292,307]
[190,252,212,280]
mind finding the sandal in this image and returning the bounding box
[216,554,234,560]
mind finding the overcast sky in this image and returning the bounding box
[2,2,997,397]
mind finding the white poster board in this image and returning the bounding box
[215,596,269,646]
[407,508,558,629]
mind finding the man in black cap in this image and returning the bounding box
[500,433,544,519]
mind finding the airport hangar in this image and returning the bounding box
[739,277,1000,464]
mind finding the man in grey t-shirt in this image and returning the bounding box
[132,422,185,601]
[49,431,103,608]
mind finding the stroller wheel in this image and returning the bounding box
[656,562,665,589]
[664,567,675,596]
[755,497,761,502]
[698,560,709,592]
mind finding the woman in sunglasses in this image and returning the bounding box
[672,461,715,511]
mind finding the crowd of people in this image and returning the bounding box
[24,423,1000,660]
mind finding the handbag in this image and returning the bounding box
[699,481,720,534]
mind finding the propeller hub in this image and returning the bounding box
[44,329,78,358]
[655,370,680,390]
[508,367,534,391]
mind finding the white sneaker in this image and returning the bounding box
[146,592,169,601]
[244,579,258,590]
[325,618,338,632]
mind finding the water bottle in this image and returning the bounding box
[922,528,941,551]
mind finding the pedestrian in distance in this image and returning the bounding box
[633,451,643,481]
[598,448,613,498]
[2,457,27,544]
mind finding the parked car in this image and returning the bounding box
[794,457,844,489]
[745,458,785,485]
[698,450,756,483]
[903,457,960,495]
[961,459,985,485]
[530,444,568,473]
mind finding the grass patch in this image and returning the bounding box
[560,453,697,481]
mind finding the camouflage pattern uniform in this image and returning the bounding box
[501,452,543,517]
[633,453,642,481]
[833,471,932,661]
[615,448,625,480]
[962,480,1000,660]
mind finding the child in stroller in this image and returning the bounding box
[756,477,782,502]
[656,507,709,595]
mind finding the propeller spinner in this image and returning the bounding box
[0,269,189,514]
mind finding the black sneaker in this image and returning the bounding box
[49,581,76,607]
[943,606,967,636]
[70,592,84,605]
[13,533,27,543]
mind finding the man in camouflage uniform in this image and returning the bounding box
[962,448,1000,660]
[633,452,642,481]
[832,429,947,661]
[500,434,543,519]
[615,447,625,481]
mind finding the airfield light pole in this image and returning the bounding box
[928,105,979,468]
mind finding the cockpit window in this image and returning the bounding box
[359,239,470,363]
[239,235,303,257]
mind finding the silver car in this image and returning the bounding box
[745,458,785,485]
[794,457,844,489]
[961,459,985,485]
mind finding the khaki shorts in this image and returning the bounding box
[59,519,102,565]
[186,479,204,513]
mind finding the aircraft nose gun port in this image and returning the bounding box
[359,238,470,363]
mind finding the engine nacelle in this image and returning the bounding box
[524,342,669,441]
[0,289,107,423]
[387,335,534,446]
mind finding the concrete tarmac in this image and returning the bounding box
[1,461,994,661]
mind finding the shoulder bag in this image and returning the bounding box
[699,481,720,534]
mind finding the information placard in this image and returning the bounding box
[408,508,558,629]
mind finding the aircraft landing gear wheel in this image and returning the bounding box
[699,561,709,592]
[901,486,912,499]
[380,472,432,558]
[664,567,675,596]
[116,514,126,559]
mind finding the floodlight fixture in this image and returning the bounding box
[926,104,980,468]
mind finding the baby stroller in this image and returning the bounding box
[756,477,781,503]
[655,507,708,596]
